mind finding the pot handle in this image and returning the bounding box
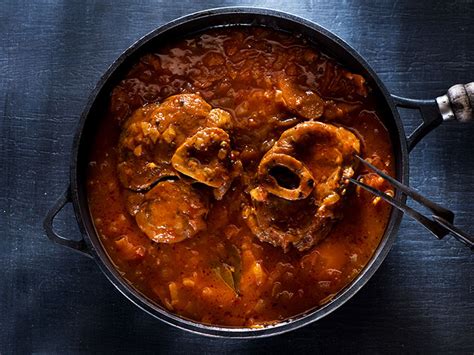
[43,186,93,258]
[392,82,474,151]
[389,82,474,249]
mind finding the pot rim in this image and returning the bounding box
[69,6,408,338]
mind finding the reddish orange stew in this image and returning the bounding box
[87,27,394,327]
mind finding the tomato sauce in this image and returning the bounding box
[87,27,394,326]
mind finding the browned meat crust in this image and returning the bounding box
[135,180,209,243]
[117,94,234,192]
[244,121,360,252]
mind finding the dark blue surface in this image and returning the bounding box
[1,1,473,353]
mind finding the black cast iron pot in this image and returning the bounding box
[43,7,474,338]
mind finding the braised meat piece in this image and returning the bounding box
[171,127,238,200]
[257,153,315,200]
[244,121,361,251]
[244,187,324,251]
[117,94,234,191]
[135,180,209,243]
[117,102,172,191]
[278,78,325,120]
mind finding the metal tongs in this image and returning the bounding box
[348,155,474,250]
